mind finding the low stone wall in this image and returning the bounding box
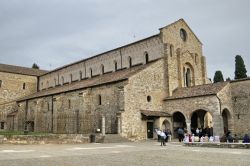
[184,142,250,149]
[0,134,104,144]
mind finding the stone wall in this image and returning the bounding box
[122,60,166,140]
[16,81,126,134]
[39,36,164,90]
[164,95,223,137]
[230,79,250,137]
[0,72,37,104]
[160,19,207,96]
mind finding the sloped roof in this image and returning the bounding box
[18,61,157,101]
[165,82,229,100]
[0,63,48,76]
[141,110,171,117]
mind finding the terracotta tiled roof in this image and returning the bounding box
[17,61,157,101]
[0,63,48,76]
[141,110,171,117]
[165,82,229,100]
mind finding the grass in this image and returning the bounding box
[0,131,50,136]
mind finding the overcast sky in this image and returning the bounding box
[0,0,249,79]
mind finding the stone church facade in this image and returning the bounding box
[0,19,249,140]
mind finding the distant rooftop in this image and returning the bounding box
[0,63,48,76]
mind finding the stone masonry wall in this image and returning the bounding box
[164,95,224,137]
[160,19,207,96]
[122,60,166,140]
[230,80,250,137]
[17,81,126,134]
[39,36,164,90]
[0,72,37,104]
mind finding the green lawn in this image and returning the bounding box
[0,131,50,136]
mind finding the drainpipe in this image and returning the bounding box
[51,95,54,133]
[216,95,222,115]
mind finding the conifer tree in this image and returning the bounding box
[213,70,224,83]
[235,55,247,79]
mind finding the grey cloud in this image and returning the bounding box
[0,0,249,79]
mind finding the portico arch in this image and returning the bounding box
[190,109,213,136]
[172,112,186,138]
[222,108,232,134]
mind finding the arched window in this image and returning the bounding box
[61,76,64,85]
[89,68,92,78]
[79,71,82,80]
[145,52,149,64]
[114,61,117,71]
[128,56,132,68]
[186,68,191,87]
[98,95,102,105]
[180,28,187,42]
[195,54,198,64]
[23,83,26,90]
[100,64,104,74]
[183,63,194,87]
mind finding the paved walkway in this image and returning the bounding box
[0,141,249,166]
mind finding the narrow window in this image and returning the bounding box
[0,80,2,88]
[170,45,174,57]
[46,81,49,88]
[98,95,102,105]
[101,64,104,74]
[79,71,82,80]
[47,102,50,111]
[145,52,149,64]
[41,82,43,89]
[70,74,73,82]
[114,61,117,71]
[128,56,132,68]
[68,99,71,109]
[90,68,93,78]
[186,68,191,87]
[61,76,64,85]
[54,78,57,86]
[23,83,26,90]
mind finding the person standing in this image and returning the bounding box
[177,128,184,142]
[160,130,166,146]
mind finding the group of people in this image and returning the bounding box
[156,129,171,146]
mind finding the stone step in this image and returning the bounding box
[102,134,131,143]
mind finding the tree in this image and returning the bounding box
[235,55,247,79]
[32,63,39,69]
[226,77,231,81]
[213,70,224,83]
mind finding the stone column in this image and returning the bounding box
[186,119,191,134]
[117,116,121,134]
[102,116,105,136]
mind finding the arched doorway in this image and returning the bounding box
[161,119,171,131]
[173,112,186,138]
[222,109,231,134]
[191,110,213,137]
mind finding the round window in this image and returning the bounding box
[180,28,187,41]
[147,96,151,102]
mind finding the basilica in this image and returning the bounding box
[0,19,249,140]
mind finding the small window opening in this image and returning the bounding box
[0,80,2,88]
[80,71,82,80]
[68,100,71,109]
[145,52,149,64]
[23,83,26,90]
[98,95,102,105]
[114,61,117,71]
[128,56,132,68]
[0,122,4,129]
[147,96,151,102]
[90,68,93,78]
